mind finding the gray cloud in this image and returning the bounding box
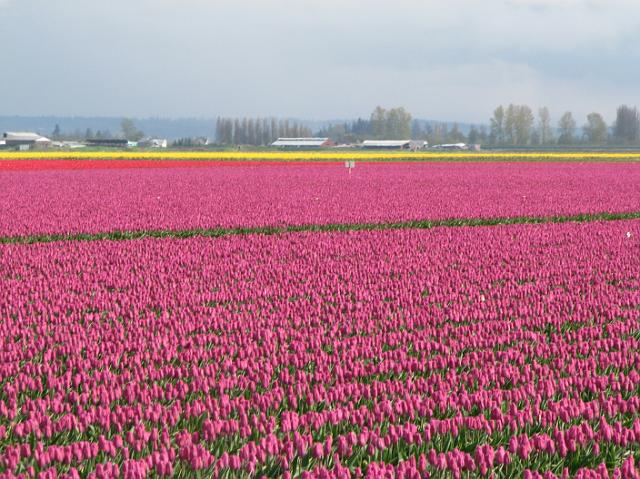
[1,0,639,123]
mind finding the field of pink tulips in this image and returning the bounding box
[1,218,639,478]
[1,162,640,237]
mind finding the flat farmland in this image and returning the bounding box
[0,157,639,478]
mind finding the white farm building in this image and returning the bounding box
[271,138,334,148]
[431,143,468,150]
[2,132,52,149]
[361,140,426,150]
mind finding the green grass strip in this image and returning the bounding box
[1,211,639,245]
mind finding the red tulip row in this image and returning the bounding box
[0,160,300,172]
[0,221,639,477]
[1,162,640,237]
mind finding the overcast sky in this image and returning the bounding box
[1,0,639,123]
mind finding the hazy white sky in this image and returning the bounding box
[1,0,639,123]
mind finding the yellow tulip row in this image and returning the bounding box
[1,150,640,161]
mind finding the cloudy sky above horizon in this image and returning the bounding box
[1,0,639,123]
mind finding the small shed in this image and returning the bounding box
[139,138,168,148]
[150,139,168,148]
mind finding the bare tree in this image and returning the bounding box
[538,107,553,145]
[370,106,387,139]
[557,111,576,144]
[514,105,534,145]
[489,106,505,145]
[120,118,144,141]
[613,105,640,143]
[583,113,608,144]
[504,104,517,145]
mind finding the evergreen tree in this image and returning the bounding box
[467,126,479,145]
[51,124,61,140]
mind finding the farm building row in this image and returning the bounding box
[0,132,169,150]
[271,138,476,150]
[1,131,476,151]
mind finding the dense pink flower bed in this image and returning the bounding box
[0,221,639,477]
[1,162,639,236]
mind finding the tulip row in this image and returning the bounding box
[0,220,638,477]
[2,151,640,161]
[0,160,283,172]
[1,162,640,238]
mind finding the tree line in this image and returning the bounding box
[488,104,640,146]
[49,118,145,142]
[317,107,414,143]
[44,105,640,147]
[216,107,414,145]
[50,124,115,142]
[215,118,312,146]
[412,121,485,146]
[318,107,487,146]
[318,104,640,146]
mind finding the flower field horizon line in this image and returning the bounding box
[2,210,639,245]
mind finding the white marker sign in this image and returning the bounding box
[345,161,355,174]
